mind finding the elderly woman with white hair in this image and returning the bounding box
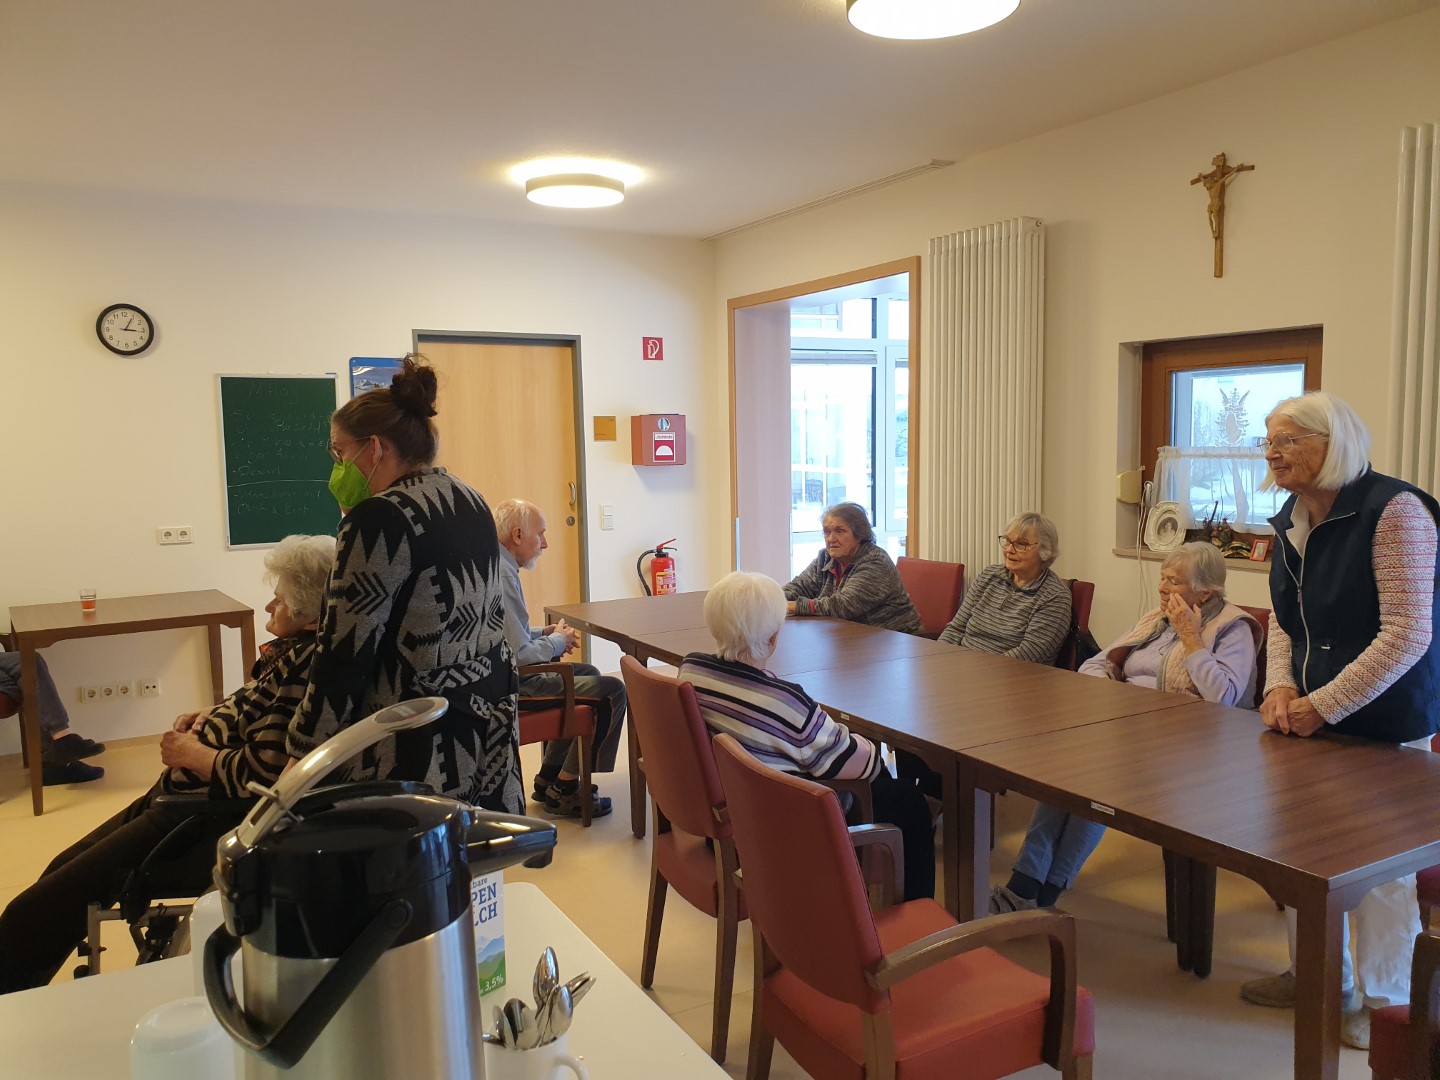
[783,502,922,635]
[678,571,934,901]
[990,542,1261,915]
[1239,391,1440,1050]
[0,533,337,994]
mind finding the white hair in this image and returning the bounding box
[1161,542,1227,599]
[703,571,787,663]
[264,534,337,624]
[493,498,543,541]
[1262,391,1371,491]
[1003,511,1060,568]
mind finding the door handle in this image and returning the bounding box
[568,482,577,509]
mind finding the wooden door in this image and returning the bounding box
[422,339,585,617]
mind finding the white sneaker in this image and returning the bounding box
[1239,970,1295,1008]
[1340,1004,1371,1051]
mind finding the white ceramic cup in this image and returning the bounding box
[484,1033,589,1080]
[130,996,235,1080]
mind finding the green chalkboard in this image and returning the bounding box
[218,375,340,547]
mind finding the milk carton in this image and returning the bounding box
[471,869,505,995]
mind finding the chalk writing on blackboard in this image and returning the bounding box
[218,375,340,547]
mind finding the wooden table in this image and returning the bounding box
[0,882,728,1079]
[9,590,256,815]
[546,595,1191,905]
[957,701,1440,1080]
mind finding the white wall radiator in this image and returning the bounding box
[921,217,1045,578]
[1390,123,1440,490]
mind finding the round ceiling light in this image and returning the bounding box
[524,173,625,208]
[846,0,1020,40]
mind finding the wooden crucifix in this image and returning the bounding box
[1190,152,1254,277]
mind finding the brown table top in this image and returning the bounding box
[10,590,252,638]
[799,647,1192,754]
[546,593,709,649]
[962,700,1440,894]
[621,617,954,674]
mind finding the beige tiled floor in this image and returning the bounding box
[0,738,1378,1078]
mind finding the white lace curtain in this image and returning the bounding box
[1154,446,1279,535]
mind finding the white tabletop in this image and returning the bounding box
[0,882,725,1079]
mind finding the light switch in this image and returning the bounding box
[600,504,615,530]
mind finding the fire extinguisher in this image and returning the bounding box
[637,540,678,596]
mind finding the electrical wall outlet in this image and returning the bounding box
[140,679,161,698]
[157,526,194,545]
[80,685,100,704]
[116,680,133,699]
[99,683,117,701]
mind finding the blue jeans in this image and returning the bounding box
[0,652,67,738]
[1013,803,1107,890]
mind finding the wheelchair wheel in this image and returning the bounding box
[73,963,91,979]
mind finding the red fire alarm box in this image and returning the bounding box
[631,414,686,466]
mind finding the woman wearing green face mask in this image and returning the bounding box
[285,354,523,814]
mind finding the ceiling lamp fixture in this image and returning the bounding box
[846,0,1019,40]
[525,173,625,208]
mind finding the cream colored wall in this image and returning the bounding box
[0,186,721,752]
[713,7,1440,645]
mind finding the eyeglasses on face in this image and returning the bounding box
[997,535,1034,552]
[1254,432,1326,452]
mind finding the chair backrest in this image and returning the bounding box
[1054,578,1097,671]
[619,655,731,841]
[1237,604,1271,710]
[712,733,887,1012]
[895,556,965,638]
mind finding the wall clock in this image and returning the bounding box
[96,303,155,356]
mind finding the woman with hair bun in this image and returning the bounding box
[285,354,523,813]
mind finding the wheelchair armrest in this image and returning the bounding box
[152,793,255,817]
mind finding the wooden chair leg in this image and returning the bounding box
[1063,1053,1094,1080]
[1420,901,1432,930]
[577,734,592,828]
[746,927,776,1080]
[640,854,668,988]
[710,841,740,1064]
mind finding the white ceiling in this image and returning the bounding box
[2,0,1432,238]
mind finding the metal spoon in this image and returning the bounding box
[502,997,530,1049]
[544,985,575,1046]
[564,971,595,1007]
[514,1000,541,1051]
[492,1004,508,1048]
[534,947,560,1016]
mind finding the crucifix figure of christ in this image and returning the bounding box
[1190,152,1254,278]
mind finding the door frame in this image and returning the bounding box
[413,329,591,603]
[726,256,922,570]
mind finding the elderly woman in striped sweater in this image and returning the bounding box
[782,502,921,635]
[990,542,1260,915]
[679,571,934,901]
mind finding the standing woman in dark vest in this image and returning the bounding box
[284,354,524,814]
[1239,391,1440,1051]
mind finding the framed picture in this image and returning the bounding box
[1249,539,1271,562]
[1143,502,1185,553]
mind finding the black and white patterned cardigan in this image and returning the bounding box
[286,468,523,813]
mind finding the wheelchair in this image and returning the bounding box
[73,794,249,978]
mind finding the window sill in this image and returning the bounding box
[1111,547,1272,574]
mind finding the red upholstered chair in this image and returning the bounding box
[711,732,1095,1080]
[895,557,964,639]
[517,663,597,826]
[1053,580,1096,671]
[1417,734,1440,928]
[1237,604,1271,709]
[619,655,745,1064]
[1368,931,1440,1079]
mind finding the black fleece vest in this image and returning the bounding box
[1268,468,1440,743]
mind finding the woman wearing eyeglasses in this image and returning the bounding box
[283,354,524,815]
[1239,391,1440,1049]
[937,511,1072,663]
[990,542,1260,915]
